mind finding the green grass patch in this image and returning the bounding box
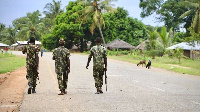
[0,53,26,74]
[108,54,200,76]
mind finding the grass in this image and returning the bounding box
[83,50,200,75]
[108,54,200,76]
[0,53,26,74]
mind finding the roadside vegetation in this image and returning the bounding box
[84,50,200,76]
[0,53,25,74]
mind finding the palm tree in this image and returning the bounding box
[157,26,173,49]
[180,0,200,33]
[76,0,117,45]
[43,0,63,26]
[1,27,17,45]
[14,10,45,41]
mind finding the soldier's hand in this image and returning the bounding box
[67,69,70,73]
[104,67,107,71]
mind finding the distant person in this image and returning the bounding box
[86,37,107,94]
[22,37,40,94]
[5,47,8,52]
[41,49,43,57]
[52,38,70,95]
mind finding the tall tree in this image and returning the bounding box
[76,0,117,45]
[103,7,148,46]
[179,0,200,33]
[0,23,6,42]
[13,10,45,41]
[139,0,193,31]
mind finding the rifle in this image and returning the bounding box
[105,70,107,91]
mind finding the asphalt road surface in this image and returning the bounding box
[11,51,200,112]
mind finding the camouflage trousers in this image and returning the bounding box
[57,72,68,91]
[93,68,104,89]
[27,70,37,88]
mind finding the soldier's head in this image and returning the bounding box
[29,37,35,44]
[95,37,101,45]
[59,38,65,46]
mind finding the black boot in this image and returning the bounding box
[32,87,36,93]
[28,88,31,94]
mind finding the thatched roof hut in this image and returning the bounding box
[135,40,149,50]
[105,39,135,50]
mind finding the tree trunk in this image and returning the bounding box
[97,21,106,46]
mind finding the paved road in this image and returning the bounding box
[11,51,200,112]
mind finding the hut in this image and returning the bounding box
[11,41,42,51]
[167,42,200,59]
[105,39,135,50]
[135,40,149,54]
[0,43,9,50]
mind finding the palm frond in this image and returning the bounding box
[179,10,193,19]
[181,1,199,9]
[90,22,96,35]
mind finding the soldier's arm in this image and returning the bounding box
[86,50,93,69]
[67,58,70,73]
[22,46,27,54]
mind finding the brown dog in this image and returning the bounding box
[137,60,146,67]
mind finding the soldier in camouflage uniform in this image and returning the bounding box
[22,37,40,94]
[86,37,107,94]
[53,38,70,95]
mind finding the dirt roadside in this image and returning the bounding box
[0,66,27,112]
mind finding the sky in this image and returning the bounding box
[0,0,164,27]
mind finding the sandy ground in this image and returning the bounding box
[0,67,27,112]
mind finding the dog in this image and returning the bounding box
[146,60,151,69]
[137,60,146,67]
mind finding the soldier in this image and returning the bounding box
[86,37,107,94]
[52,38,70,95]
[22,37,40,94]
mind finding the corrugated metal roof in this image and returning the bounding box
[16,41,41,45]
[0,43,9,47]
[167,42,200,50]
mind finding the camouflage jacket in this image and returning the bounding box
[89,45,107,69]
[22,44,40,71]
[53,46,70,74]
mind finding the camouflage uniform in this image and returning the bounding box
[53,46,70,91]
[22,44,40,88]
[89,45,107,89]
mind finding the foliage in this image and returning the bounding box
[103,7,148,46]
[180,0,200,34]
[139,0,193,32]
[42,34,57,50]
[0,53,25,73]
[43,0,64,32]
[12,10,45,41]
[1,27,17,45]
[0,23,6,42]
[157,26,173,49]
[165,47,185,63]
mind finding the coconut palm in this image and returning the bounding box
[14,10,45,41]
[179,0,200,33]
[43,0,63,26]
[76,0,117,45]
[157,26,173,49]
